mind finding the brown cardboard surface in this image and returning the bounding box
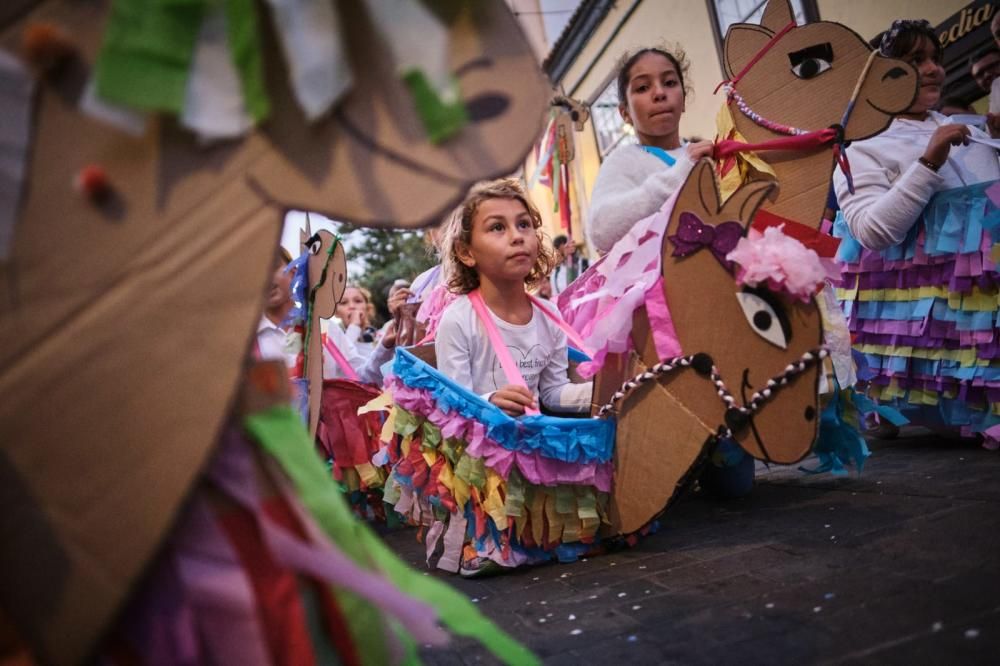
[0,6,278,664]
[247,0,551,229]
[0,0,549,662]
[600,326,715,537]
[302,226,347,438]
[661,161,823,463]
[599,160,825,535]
[722,0,917,228]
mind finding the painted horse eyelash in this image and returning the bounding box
[787,42,834,67]
[743,285,793,344]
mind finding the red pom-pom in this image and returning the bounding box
[75,164,111,202]
[22,23,76,74]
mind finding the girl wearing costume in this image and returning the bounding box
[381,180,615,577]
[834,20,1000,446]
[586,47,713,254]
[575,47,758,488]
[285,238,396,519]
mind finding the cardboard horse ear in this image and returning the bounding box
[720,0,917,229]
[246,2,551,228]
[600,161,824,536]
[0,1,548,663]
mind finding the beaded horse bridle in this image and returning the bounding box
[595,347,829,461]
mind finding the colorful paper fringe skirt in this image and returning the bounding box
[99,404,536,665]
[835,181,1000,440]
[382,349,616,571]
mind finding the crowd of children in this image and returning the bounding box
[260,17,1000,577]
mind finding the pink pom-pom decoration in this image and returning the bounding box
[726,225,837,302]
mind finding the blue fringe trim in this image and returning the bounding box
[834,181,1000,263]
[859,354,1000,383]
[802,384,874,476]
[393,348,616,464]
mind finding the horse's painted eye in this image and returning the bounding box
[736,292,787,349]
[791,57,831,80]
[307,238,322,255]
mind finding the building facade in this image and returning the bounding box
[523,0,976,254]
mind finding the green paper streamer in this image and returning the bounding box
[394,407,421,437]
[454,453,486,490]
[439,436,463,466]
[401,70,467,144]
[95,0,270,124]
[554,485,574,516]
[223,0,270,122]
[503,470,526,518]
[421,421,442,450]
[576,487,599,522]
[246,405,539,666]
[95,0,206,112]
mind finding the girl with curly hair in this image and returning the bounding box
[435,178,592,418]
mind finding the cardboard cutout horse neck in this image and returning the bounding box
[602,160,824,535]
[298,220,346,438]
[722,0,917,228]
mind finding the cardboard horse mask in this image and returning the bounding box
[0,1,548,663]
[719,0,917,228]
[601,161,825,535]
[297,220,348,438]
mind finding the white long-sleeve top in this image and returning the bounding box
[833,111,1000,251]
[435,295,592,413]
[322,322,392,385]
[586,144,694,254]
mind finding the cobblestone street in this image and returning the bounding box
[383,430,1000,664]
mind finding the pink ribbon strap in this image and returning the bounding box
[526,293,592,356]
[322,333,360,381]
[467,290,540,415]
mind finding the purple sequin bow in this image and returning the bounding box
[668,212,743,271]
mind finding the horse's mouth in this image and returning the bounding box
[740,368,775,463]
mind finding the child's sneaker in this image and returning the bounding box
[459,554,504,578]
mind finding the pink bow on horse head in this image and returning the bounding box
[668,212,743,271]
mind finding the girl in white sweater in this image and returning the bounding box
[834,20,1000,446]
[587,47,714,254]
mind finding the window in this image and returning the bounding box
[707,0,819,70]
[590,78,637,157]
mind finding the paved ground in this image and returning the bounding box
[382,429,1000,664]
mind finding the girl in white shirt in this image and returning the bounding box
[436,179,592,417]
[587,46,714,255]
[834,20,1000,445]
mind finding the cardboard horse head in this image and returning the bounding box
[720,0,917,227]
[298,218,347,438]
[602,161,825,535]
[0,1,547,662]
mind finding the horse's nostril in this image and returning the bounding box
[725,408,749,433]
[882,66,908,81]
[804,405,816,421]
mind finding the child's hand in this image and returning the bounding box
[347,309,367,328]
[380,320,397,349]
[489,385,537,416]
[987,113,1000,139]
[387,288,413,318]
[922,124,970,167]
[686,140,714,161]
